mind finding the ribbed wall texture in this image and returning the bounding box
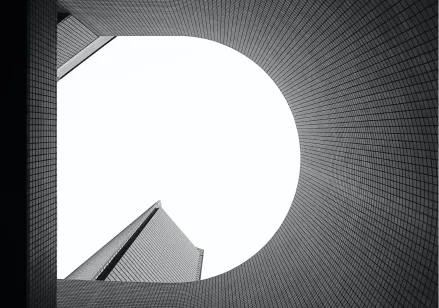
[27,0,57,307]
[57,15,98,69]
[106,208,202,283]
[66,202,159,280]
[27,0,436,307]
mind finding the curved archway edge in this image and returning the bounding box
[24,1,437,307]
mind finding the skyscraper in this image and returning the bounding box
[66,201,203,283]
[16,0,437,307]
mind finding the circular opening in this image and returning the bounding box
[58,36,300,280]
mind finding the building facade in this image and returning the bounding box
[66,201,203,283]
[20,0,438,307]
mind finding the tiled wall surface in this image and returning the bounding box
[57,16,98,69]
[26,0,438,307]
[27,0,57,307]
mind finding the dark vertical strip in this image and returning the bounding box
[1,0,28,307]
[25,2,30,307]
[95,208,160,281]
[197,250,204,280]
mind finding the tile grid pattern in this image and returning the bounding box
[27,0,57,307]
[57,15,98,69]
[27,0,436,307]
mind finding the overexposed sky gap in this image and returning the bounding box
[58,36,300,280]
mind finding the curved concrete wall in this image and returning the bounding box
[52,0,437,307]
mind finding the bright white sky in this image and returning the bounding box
[57,36,300,280]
